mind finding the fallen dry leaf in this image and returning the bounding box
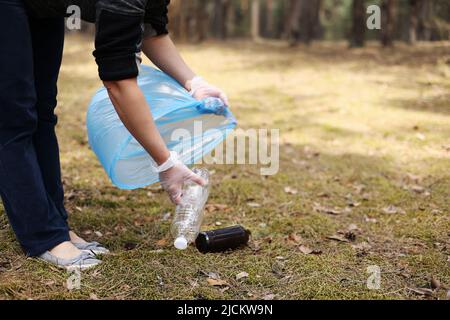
[236,272,249,280]
[313,203,341,215]
[94,231,103,238]
[280,275,293,283]
[114,224,128,232]
[410,185,425,194]
[284,186,298,195]
[188,279,199,288]
[408,287,434,297]
[91,269,102,278]
[317,192,330,198]
[353,184,366,194]
[430,277,441,290]
[405,173,422,183]
[364,215,377,223]
[263,294,276,300]
[156,238,168,247]
[247,202,262,208]
[205,203,230,213]
[298,245,312,254]
[207,278,229,287]
[361,193,371,201]
[133,219,144,227]
[327,235,350,243]
[298,245,322,255]
[348,201,361,208]
[286,233,303,245]
[248,241,262,252]
[219,286,230,293]
[44,280,56,286]
[89,293,99,300]
[288,211,306,217]
[343,207,353,213]
[382,205,405,214]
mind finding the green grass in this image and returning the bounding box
[0,37,449,300]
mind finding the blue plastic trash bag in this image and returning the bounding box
[86,65,237,190]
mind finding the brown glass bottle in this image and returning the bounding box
[195,225,251,253]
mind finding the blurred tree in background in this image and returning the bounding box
[349,0,366,47]
[79,0,450,46]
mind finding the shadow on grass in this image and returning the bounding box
[388,94,450,116]
[225,40,450,73]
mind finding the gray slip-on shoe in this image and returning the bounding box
[72,241,110,255]
[39,251,102,271]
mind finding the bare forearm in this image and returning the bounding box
[142,35,196,90]
[104,78,170,165]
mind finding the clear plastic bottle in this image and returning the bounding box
[171,168,210,250]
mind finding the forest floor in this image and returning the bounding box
[0,36,449,300]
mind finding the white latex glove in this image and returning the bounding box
[158,152,207,205]
[188,76,229,106]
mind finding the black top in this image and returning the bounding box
[25,0,170,81]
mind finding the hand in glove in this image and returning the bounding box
[187,76,229,106]
[158,152,207,205]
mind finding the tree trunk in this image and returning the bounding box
[299,0,322,45]
[213,0,229,40]
[179,0,189,42]
[226,0,236,38]
[350,0,366,47]
[417,0,433,41]
[251,0,261,40]
[265,0,274,38]
[381,0,397,47]
[167,0,181,39]
[195,0,208,42]
[285,0,301,45]
[408,0,420,44]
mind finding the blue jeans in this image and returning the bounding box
[0,0,69,256]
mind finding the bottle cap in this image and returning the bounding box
[174,237,188,250]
